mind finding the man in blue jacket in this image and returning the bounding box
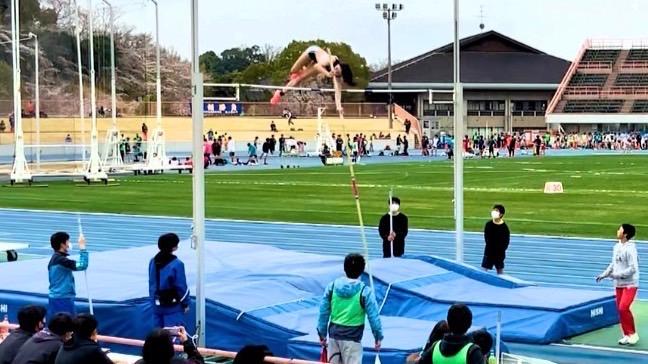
[317,253,383,364]
[48,232,89,318]
[149,233,190,328]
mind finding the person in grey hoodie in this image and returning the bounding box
[12,313,73,364]
[597,223,640,346]
[317,253,383,364]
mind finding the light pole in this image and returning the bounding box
[375,3,403,129]
[453,0,464,263]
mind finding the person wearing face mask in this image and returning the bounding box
[378,197,409,258]
[481,205,510,275]
[48,232,89,319]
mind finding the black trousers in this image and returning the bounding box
[383,240,405,258]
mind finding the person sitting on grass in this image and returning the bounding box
[317,253,383,364]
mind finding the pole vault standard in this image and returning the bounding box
[9,0,32,185]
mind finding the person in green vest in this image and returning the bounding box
[317,253,383,364]
[417,303,484,364]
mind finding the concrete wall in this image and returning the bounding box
[0,116,393,145]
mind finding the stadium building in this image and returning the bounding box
[369,30,570,135]
[547,39,648,133]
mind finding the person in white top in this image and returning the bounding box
[270,45,355,118]
[227,136,236,164]
[596,223,640,345]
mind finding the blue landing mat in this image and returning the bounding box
[0,242,617,363]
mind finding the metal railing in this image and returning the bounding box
[577,61,614,70]
[563,86,648,96]
[0,100,388,118]
[621,61,648,69]
[0,321,320,364]
[547,39,592,114]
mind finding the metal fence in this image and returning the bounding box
[0,100,388,118]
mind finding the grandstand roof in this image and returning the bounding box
[370,30,570,88]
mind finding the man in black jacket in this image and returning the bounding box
[54,314,113,364]
[12,313,73,364]
[378,197,409,258]
[482,204,510,275]
[0,305,47,364]
[417,304,483,364]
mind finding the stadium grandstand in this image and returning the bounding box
[547,39,648,132]
[369,30,570,136]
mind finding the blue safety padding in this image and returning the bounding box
[0,242,617,363]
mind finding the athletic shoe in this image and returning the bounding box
[618,336,630,345]
[270,90,282,105]
[627,333,640,345]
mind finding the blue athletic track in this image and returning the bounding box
[0,208,646,363]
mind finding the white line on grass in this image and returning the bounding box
[120,179,648,196]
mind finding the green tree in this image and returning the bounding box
[200,46,267,82]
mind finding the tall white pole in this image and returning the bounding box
[9,0,31,183]
[76,4,86,162]
[30,33,40,170]
[102,0,116,129]
[152,0,161,129]
[453,0,464,263]
[190,0,206,347]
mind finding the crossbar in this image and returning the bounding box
[203,82,453,94]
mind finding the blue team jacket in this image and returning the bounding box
[48,250,89,298]
[148,253,190,312]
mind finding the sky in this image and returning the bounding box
[109,0,648,65]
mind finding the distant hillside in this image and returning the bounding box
[0,0,190,116]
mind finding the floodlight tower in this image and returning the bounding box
[375,3,404,129]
